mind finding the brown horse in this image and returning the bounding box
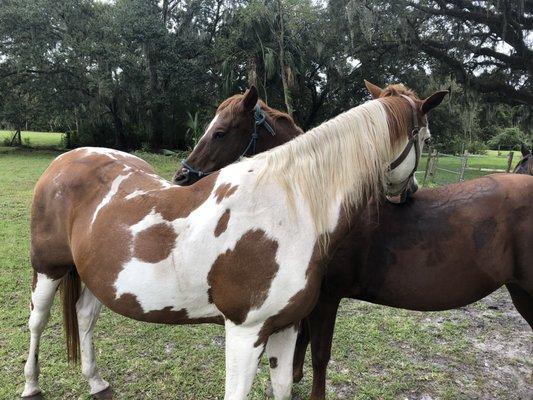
[514,144,533,175]
[177,83,533,399]
[23,83,436,399]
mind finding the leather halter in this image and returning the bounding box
[386,94,422,202]
[180,104,275,181]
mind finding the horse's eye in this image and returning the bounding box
[213,131,225,140]
[424,137,431,145]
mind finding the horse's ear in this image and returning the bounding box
[521,143,531,157]
[241,86,258,111]
[420,90,449,114]
[364,79,383,99]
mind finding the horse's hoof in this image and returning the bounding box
[21,392,43,400]
[92,387,113,400]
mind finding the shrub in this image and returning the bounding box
[466,140,488,155]
[488,127,528,150]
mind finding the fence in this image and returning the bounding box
[420,149,515,187]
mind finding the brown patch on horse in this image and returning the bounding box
[214,209,231,237]
[214,183,238,203]
[113,292,223,325]
[134,223,177,263]
[207,229,279,325]
[269,357,278,368]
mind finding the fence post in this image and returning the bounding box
[430,150,439,182]
[506,151,514,172]
[459,150,468,181]
[423,147,432,186]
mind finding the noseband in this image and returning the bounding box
[180,104,275,181]
[386,94,422,202]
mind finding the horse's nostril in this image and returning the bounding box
[173,172,188,184]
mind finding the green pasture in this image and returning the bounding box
[0,144,531,399]
[0,130,64,149]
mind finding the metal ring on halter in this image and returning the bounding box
[180,104,276,180]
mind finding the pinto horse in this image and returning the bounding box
[23,83,435,399]
[177,82,532,399]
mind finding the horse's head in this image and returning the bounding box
[173,86,303,185]
[514,144,533,175]
[364,80,448,203]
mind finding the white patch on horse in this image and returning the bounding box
[146,172,172,188]
[125,190,146,200]
[91,172,132,225]
[196,114,219,143]
[129,209,168,235]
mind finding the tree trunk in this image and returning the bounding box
[276,0,293,117]
[10,126,21,146]
[145,43,164,151]
[109,97,127,150]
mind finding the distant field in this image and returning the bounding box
[0,130,64,148]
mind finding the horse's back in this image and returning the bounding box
[30,147,160,279]
[329,173,533,310]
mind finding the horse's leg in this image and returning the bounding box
[76,285,110,398]
[506,283,533,329]
[266,325,299,399]
[309,297,341,400]
[292,319,310,383]
[224,321,265,400]
[22,272,61,398]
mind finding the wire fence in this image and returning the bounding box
[418,149,516,187]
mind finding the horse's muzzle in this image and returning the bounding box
[173,168,198,186]
[386,177,418,204]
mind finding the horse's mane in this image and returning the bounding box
[256,96,406,248]
[217,94,296,125]
[377,84,421,148]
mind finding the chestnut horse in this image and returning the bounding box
[177,82,533,399]
[23,83,435,399]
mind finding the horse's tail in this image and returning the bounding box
[60,267,81,363]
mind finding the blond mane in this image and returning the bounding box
[256,100,402,246]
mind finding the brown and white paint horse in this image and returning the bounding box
[23,83,433,399]
[178,83,532,399]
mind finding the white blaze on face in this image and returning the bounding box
[198,114,219,142]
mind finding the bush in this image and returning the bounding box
[466,140,488,155]
[488,127,528,150]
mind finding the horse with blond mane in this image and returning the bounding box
[177,82,532,399]
[23,81,442,399]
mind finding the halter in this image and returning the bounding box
[386,94,422,202]
[180,104,275,181]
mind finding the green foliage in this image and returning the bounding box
[0,0,530,150]
[488,127,529,150]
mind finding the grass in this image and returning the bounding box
[0,130,64,149]
[417,150,523,187]
[0,143,531,399]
